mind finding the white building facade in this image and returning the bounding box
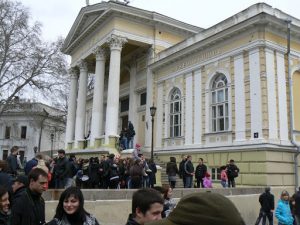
[0,100,66,161]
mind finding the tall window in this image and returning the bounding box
[21,126,27,139]
[211,73,229,132]
[120,98,129,112]
[140,92,147,106]
[4,126,11,139]
[169,88,181,137]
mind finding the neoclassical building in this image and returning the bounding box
[63,1,300,186]
[0,99,65,161]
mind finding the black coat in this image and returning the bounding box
[0,171,12,189]
[259,191,274,213]
[294,191,300,216]
[6,154,18,175]
[184,160,194,177]
[227,164,239,178]
[11,186,26,207]
[166,162,178,177]
[179,159,186,178]
[0,211,10,225]
[11,188,45,225]
[125,214,140,225]
[54,157,70,179]
[195,164,207,179]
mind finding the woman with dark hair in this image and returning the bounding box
[162,184,176,218]
[47,187,100,225]
[0,186,10,225]
[166,157,178,189]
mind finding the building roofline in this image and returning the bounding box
[62,1,203,54]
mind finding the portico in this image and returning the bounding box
[62,1,200,154]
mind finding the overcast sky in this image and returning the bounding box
[21,0,300,42]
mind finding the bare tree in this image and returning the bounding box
[0,0,68,115]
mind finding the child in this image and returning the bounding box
[220,165,228,188]
[203,172,212,188]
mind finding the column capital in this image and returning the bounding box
[78,60,88,72]
[107,34,127,51]
[94,46,106,61]
[68,67,78,79]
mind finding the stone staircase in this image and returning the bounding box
[154,155,184,188]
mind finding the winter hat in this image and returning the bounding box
[14,175,29,187]
[205,172,211,177]
[146,192,245,225]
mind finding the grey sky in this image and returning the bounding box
[21,0,300,42]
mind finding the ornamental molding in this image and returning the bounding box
[107,34,127,51]
[93,46,106,61]
[78,60,88,72]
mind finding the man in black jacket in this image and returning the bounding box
[179,155,186,187]
[294,187,300,225]
[12,168,48,225]
[11,175,28,207]
[254,187,274,225]
[184,155,194,188]
[227,159,239,187]
[53,149,70,188]
[195,158,207,188]
[6,146,19,177]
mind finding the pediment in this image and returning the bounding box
[68,10,105,47]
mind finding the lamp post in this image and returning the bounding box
[38,108,49,152]
[150,105,157,161]
[50,133,54,158]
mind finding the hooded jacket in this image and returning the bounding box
[275,199,294,225]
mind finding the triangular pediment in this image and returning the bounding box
[67,10,106,48]
[62,1,202,54]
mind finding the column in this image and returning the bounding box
[194,69,202,144]
[249,49,263,139]
[145,48,155,150]
[105,35,127,144]
[265,48,278,140]
[90,47,106,146]
[65,68,78,148]
[276,52,289,141]
[185,73,193,145]
[74,60,88,147]
[128,61,137,129]
[156,83,163,147]
[234,54,246,141]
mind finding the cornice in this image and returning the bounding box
[150,12,300,71]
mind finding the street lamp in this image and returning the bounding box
[150,105,157,161]
[50,133,54,158]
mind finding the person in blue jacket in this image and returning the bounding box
[275,190,294,225]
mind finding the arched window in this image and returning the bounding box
[170,88,182,137]
[211,73,229,132]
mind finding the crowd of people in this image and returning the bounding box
[1,144,158,192]
[2,145,300,225]
[166,155,240,188]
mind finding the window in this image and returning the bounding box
[211,73,229,132]
[169,88,181,137]
[2,150,8,160]
[21,126,27,139]
[4,126,11,139]
[120,98,129,112]
[140,92,147,106]
[211,168,221,180]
